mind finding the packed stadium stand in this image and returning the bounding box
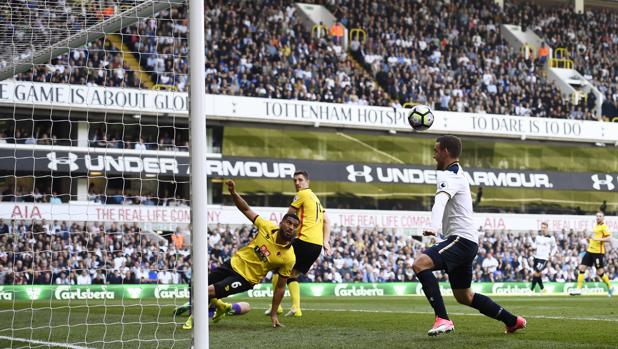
[502,1,617,117]
[9,0,618,119]
[0,219,191,285]
[212,224,618,283]
[1,220,615,286]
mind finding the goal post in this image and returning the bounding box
[188,0,209,346]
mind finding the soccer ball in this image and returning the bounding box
[407,105,434,131]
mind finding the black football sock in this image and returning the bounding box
[416,270,448,320]
[471,293,517,327]
[530,277,537,291]
[538,277,544,290]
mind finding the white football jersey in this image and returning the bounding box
[435,163,477,243]
[534,235,556,260]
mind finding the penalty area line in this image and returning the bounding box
[257,307,618,322]
[0,335,95,349]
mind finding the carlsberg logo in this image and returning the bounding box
[154,286,190,299]
[564,284,606,295]
[491,283,532,295]
[247,287,290,298]
[54,287,114,300]
[334,284,384,297]
[0,287,12,300]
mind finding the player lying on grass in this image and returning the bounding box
[183,179,299,329]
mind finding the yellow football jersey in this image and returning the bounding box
[291,188,325,245]
[230,216,296,284]
[587,223,612,254]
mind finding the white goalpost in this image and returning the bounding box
[188,0,208,346]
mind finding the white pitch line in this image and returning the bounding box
[257,307,618,323]
[0,336,95,349]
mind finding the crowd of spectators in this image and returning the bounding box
[121,0,389,105]
[86,187,189,207]
[0,219,191,286]
[0,219,616,286]
[1,186,64,204]
[88,127,190,151]
[0,122,192,152]
[0,126,61,146]
[0,185,189,207]
[6,0,617,120]
[502,2,618,119]
[320,0,598,120]
[210,223,618,284]
[0,0,128,68]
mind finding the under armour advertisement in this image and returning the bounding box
[0,147,616,192]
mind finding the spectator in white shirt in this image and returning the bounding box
[157,270,173,284]
[76,270,92,285]
[482,252,500,282]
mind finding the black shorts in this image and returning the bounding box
[423,235,479,289]
[581,252,604,268]
[209,260,253,298]
[292,238,323,274]
[533,258,548,272]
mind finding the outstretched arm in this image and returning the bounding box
[226,180,258,222]
[270,274,287,328]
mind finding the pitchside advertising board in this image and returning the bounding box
[2,145,618,192]
[0,81,617,144]
[1,282,616,301]
[2,203,617,233]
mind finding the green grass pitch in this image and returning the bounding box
[1,296,617,348]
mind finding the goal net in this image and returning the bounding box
[0,0,195,347]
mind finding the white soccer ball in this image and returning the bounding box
[407,105,435,131]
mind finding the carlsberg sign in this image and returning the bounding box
[1,282,617,302]
[54,286,114,300]
[154,286,190,299]
[334,284,384,297]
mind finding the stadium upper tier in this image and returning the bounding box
[501,1,617,114]
[6,0,617,120]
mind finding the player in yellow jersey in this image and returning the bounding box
[266,170,331,317]
[570,211,614,297]
[184,179,299,329]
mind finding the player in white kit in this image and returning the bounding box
[412,135,526,336]
[530,222,557,292]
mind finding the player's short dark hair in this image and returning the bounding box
[541,222,548,227]
[436,135,462,158]
[282,213,300,223]
[293,170,309,179]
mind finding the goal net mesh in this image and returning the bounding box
[0,1,193,347]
